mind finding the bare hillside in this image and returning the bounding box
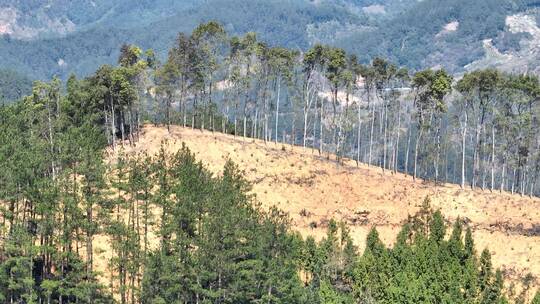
[109,125,540,290]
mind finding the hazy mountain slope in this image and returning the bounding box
[335,0,533,70]
[0,27,132,79]
[1,0,539,80]
[0,0,365,79]
[0,0,198,39]
[466,11,540,75]
[0,69,32,102]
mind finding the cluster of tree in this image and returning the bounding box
[300,199,540,304]
[138,147,306,303]
[0,72,113,303]
[6,19,540,197]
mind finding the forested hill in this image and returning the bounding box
[1,0,540,80]
[2,14,540,304]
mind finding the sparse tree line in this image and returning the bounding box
[145,22,540,197]
[33,22,538,197]
[1,21,540,303]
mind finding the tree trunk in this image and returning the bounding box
[104,103,111,145]
[274,78,281,144]
[435,128,441,183]
[368,102,375,166]
[500,154,506,193]
[472,122,481,189]
[166,96,171,133]
[303,109,309,148]
[356,108,362,166]
[491,125,496,191]
[405,127,411,175]
[120,111,126,147]
[414,127,424,181]
[382,100,388,172]
[303,80,312,149]
[86,205,93,277]
[394,104,401,174]
[461,113,468,188]
[46,98,56,180]
[319,96,324,155]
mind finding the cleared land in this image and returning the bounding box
[98,125,540,291]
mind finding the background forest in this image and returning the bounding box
[1,10,540,304]
[1,0,540,82]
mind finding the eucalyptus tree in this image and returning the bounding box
[302,44,326,149]
[358,63,377,166]
[168,33,196,127]
[336,54,360,163]
[111,66,138,145]
[117,44,149,144]
[89,65,116,148]
[391,68,410,174]
[268,47,297,144]
[456,69,501,189]
[191,21,227,131]
[240,32,259,138]
[322,47,347,158]
[453,92,472,189]
[501,74,540,195]
[372,58,398,171]
[155,60,179,133]
[226,33,260,138]
[411,69,452,181]
[228,36,243,137]
[353,64,370,166]
[254,42,271,141]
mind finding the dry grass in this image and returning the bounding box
[99,124,540,294]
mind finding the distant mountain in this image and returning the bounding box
[337,0,540,73]
[0,0,199,39]
[0,0,366,79]
[0,0,539,80]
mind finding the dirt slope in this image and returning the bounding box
[107,125,540,291]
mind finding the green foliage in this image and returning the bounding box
[351,202,509,304]
[532,291,540,304]
[0,75,113,303]
[138,148,307,303]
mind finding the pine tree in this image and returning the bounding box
[532,291,540,304]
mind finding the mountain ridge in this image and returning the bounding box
[1,0,539,79]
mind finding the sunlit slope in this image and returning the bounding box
[114,125,540,285]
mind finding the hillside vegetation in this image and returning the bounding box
[118,125,540,287]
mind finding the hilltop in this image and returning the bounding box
[104,125,540,290]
